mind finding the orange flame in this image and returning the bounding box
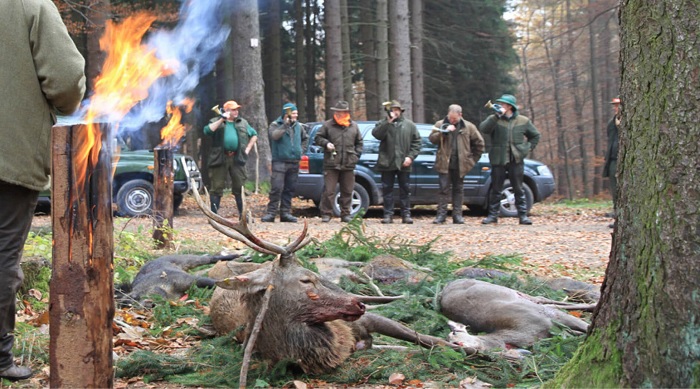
[76,12,176,192]
[160,101,185,148]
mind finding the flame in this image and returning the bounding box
[160,101,185,148]
[76,12,176,191]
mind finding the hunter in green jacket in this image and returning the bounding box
[479,94,540,225]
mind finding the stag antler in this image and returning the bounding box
[190,179,311,257]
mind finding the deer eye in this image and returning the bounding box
[300,278,314,284]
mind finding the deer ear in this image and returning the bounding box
[216,267,272,292]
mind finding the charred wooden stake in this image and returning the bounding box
[152,146,174,248]
[50,124,115,388]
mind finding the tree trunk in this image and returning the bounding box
[409,0,424,123]
[588,0,602,196]
[324,0,343,117]
[294,0,306,120]
[360,0,380,120]
[304,0,319,121]
[550,1,700,387]
[388,0,412,119]
[262,0,282,123]
[340,0,353,110]
[231,0,270,181]
[375,0,390,105]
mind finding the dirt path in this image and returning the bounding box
[32,194,612,283]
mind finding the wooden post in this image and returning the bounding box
[152,146,174,248]
[50,124,114,388]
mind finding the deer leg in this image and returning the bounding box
[356,313,478,354]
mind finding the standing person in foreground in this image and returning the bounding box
[0,0,86,380]
[479,94,540,225]
[261,102,308,223]
[372,100,421,224]
[314,101,363,223]
[429,104,485,224]
[603,97,622,229]
[203,101,258,216]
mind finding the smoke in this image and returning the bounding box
[118,0,231,136]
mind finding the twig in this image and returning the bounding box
[239,283,274,389]
[361,271,384,296]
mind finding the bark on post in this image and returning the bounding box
[50,124,114,388]
[152,146,174,249]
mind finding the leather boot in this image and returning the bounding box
[0,363,32,381]
[402,210,413,224]
[452,193,464,224]
[234,193,244,216]
[516,194,532,225]
[452,210,464,224]
[481,202,500,224]
[209,195,221,214]
[280,213,298,223]
[433,204,447,224]
[261,214,276,222]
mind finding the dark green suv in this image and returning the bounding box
[37,143,203,217]
[295,121,555,217]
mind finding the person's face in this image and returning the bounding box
[612,103,621,116]
[290,110,299,121]
[501,103,513,114]
[447,111,461,124]
[226,108,239,120]
[391,107,402,117]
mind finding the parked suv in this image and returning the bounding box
[37,142,203,217]
[295,121,555,217]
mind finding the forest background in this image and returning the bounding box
[52,0,621,200]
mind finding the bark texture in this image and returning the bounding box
[550,1,700,387]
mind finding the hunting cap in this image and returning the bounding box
[330,100,351,111]
[495,94,518,110]
[223,100,242,110]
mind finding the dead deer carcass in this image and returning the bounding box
[440,279,591,350]
[192,187,456,374]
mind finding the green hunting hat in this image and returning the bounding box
[495,94,518,110]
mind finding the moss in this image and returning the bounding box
[545,326,623,388]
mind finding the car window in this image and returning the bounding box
[418,128,437,155]
[363,130,380,154]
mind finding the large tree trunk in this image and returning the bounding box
[262,0,282,123]
[231,0,270,181]
[360,0,380,120]
[409,0,424,123]
[294,0,306,120]
[588,0,602,196]
[375,0,390,105]
[340,0,353,110]
[550,1,700,387]
[324,0,343,117]
[388,0,412,119]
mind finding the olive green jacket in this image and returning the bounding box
[479,112,540,166]
[314,119,363,170]
[372,117,421,172]
[1,0,86,191]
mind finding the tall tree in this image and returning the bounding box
[388,0,412,119]
[294,0,306,120]
[360,0,380,119]
[261,0,282,124]
[340,0,353,110]
[375,0,390,106]
[324,0,343,116]
[409,0,424,122]
[231,0,270,180]
[550,1,700,386]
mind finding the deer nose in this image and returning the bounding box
[356,301,366,313]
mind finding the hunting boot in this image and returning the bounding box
[234,193,244,217]
[433,203,447,224]
[452,192,464,224]
[209,194,221,214]
[401,210,413,224]
[481,202,500,224]
[516,194,532,225]
[280,212,298,223]
[381,202,394,224]
[261,213,276,222]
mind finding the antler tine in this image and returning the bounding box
[205,218,278,255]
[190,180,286,254]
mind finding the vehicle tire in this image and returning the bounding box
[332,183,370,217]
[115,179,154,217]
[498,180,534,217]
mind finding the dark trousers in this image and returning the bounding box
[608,159,618,211]
[437,169,464,213]
[381,170,411,216]
[320,169,355,217]
[0,181,38,370]
[488,161,525,212]
[208,155,247,213]
[266,161,299,215]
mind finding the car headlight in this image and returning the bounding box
[536,165,552,176]
[186,159,197,171]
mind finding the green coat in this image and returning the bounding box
[269,117,309,162]
[479,112,540,166]
[371,117,421,172]
[429,118,485,177]
[204,117,257,167]
[1,0,86,191]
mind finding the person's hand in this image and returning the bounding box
[327,142,336,151]
[388,111,397,123]
[402,157,412,167]
[447,124,456,132]
[220,111,230,120]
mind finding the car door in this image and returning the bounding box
[411,127,440,203]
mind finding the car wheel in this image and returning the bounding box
[499,180,534,217]
[332,183,370,217]
[115,179,154,217]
